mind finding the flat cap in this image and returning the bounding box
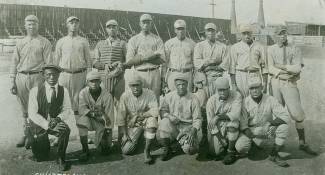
[239,24,253,33]
[66,16,80,23]
[42,64,62,72]
[128,74,142,85]
[215,77,230,90]
[25,15,39,23]
[106,19,118,26]
[174,19,186,29]
[140,14,152,21]
[86,71,102,81]
[248,77,262,88]
[274,25,287,35]
[204,23,217,30]
[174,73,188,82]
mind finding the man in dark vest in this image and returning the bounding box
[27,64,72,171]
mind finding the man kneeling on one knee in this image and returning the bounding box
[157,74,202,160]
[27,64,72,171]
[77,71,115,161]
[206,77,242,165]
[117,73,159,164]
[236,77,290,167]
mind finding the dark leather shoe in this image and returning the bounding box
[16,136,26,148]
[58,159,70,171]
[299,144,318,156]
[161,147,170,161]
[269,155,289,167]
[144,150,153,164]
[222,151,237,165]
[79,151,90,162]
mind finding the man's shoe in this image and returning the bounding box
[79,151,90,162]
[16,136,26,148]
[222,151,237,165]
[58,159,70,171]
[161,147,170,161]
[215,150,226,161]
[269,155,289,167]
[299,144,318,156]
[144,150,153,164]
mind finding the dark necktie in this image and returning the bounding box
[49,87,56,118]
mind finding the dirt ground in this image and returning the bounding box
[0,51,325,175]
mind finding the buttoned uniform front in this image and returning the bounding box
[10,35,53,115]
[206,90,242,155]
[55,35,92,112]
[77,86,114,148]
[235,94,290,153]
[229,41,267,98]
[157,90,202,154]
[164,37,195,91]
[125,32,165,99]
[194,40,229,98]
[267,43,305,121]
[117,88,159,154]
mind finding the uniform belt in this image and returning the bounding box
[62,68,87,74]
[168,67,192,73]
[236,69,259,73]
[19,70,41,75]
[273,76,293,82]
[136,67,159,72]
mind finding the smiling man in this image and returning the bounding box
[27,64,72,171]
[10,15,53,148]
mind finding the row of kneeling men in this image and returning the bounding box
[26,64,314,171]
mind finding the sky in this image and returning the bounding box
[2,0,325,25]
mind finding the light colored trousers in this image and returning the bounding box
[270,78,305,121]
[235,71,260,98]
[157,118,199,155]
[235,124,289,154]
[121,117,158,155]
[15,73,44,114]
[59,71,86,112]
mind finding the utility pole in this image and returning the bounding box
[257,0,265,28]
[209,0,216,18]
[230,0,237,34]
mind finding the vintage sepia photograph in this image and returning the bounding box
[0,0,324,174]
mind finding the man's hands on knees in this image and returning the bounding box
[207,117,218,132]
[49,117,61,129]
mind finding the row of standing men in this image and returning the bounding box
[10,14,317,171]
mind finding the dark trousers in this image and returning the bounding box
[26,120,70,161]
